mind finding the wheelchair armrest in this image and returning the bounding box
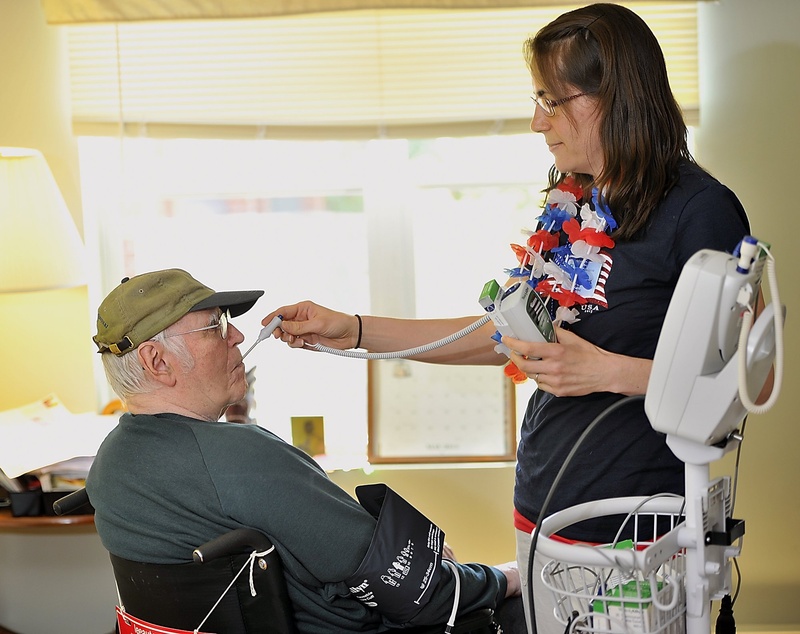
[52,487,92,516]
[193,527,275,563]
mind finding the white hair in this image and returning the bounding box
[101,329,195,402]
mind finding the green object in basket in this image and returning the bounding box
[593,579,663,612]
[592,578,665,634]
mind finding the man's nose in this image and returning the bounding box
[228,323,245,345]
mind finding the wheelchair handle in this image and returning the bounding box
[52,488,92,516]
[193,528,276,564]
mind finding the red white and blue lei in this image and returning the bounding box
[503,177,617,383]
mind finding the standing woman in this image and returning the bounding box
[511,4,752,632]
[262,4,753,633]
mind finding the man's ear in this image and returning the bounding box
[137,341,177,387]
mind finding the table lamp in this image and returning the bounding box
[0,147,87,292]
[0,147,95,412]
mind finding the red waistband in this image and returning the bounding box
[514,509,660,549]
[514,508,581,545]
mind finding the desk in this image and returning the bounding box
[0,507,94,528]
[0,507,115,634]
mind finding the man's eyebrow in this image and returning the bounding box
[205,310,222,326]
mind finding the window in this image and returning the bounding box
[72,3,698,466]
[79,134,545,467]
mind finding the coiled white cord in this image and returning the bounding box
[737,243,783,414]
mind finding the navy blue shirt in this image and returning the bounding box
[514,161,750,541]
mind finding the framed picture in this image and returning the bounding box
[367,360,516,463]
[291,416,326,458]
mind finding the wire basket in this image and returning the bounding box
[537,496,686,634]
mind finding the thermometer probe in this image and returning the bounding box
[241,315,283,361]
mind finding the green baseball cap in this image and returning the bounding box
[93,269,264,356]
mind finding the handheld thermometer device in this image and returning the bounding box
[478,278,556,358]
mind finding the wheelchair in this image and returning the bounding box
[53,488,499,634]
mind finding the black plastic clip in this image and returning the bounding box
[705,518,745,546]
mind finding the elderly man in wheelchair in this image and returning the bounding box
[82,269,520,634]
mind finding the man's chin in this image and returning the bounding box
[226,378,248,407]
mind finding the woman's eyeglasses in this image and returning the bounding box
[165,309,230,340]
[531,92,588,116]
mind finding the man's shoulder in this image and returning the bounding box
[187,420,289,457]
[114,412,278,448]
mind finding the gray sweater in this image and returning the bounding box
[87,412,506,633]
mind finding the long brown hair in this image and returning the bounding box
[524,3,693,240]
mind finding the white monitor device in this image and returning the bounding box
[645,243,780,447]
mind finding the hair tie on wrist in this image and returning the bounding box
[355,314,363,349]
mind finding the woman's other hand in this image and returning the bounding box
[504,327,652,397]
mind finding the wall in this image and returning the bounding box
[697,0,800,628]
[0,0,797,631]
[0,525,116,634]
[330,464,517,565]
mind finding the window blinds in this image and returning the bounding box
[66,2,698,140]
[44,0,700,24]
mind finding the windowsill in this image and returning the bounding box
[736,629,800,634]
[324,459,515,474]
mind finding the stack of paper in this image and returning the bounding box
[0,394,118,492]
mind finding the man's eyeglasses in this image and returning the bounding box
[165,310,230,341]
[531,92,588,117]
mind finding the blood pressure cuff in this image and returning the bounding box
[345,483,445,622]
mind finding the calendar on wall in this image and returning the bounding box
[367,359,516,463]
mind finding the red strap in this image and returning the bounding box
[116,606,214,634]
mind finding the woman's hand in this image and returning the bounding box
[503,326,652,397]
[262,301,360,350]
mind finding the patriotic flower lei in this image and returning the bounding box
[503,177,617,383]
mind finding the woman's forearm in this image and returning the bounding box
[359,314,504,366]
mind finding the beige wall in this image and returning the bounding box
[330,464,517,564]
[0,0,797,631]
[696,0,800,627]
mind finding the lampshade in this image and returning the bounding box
[0,147,87,292]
